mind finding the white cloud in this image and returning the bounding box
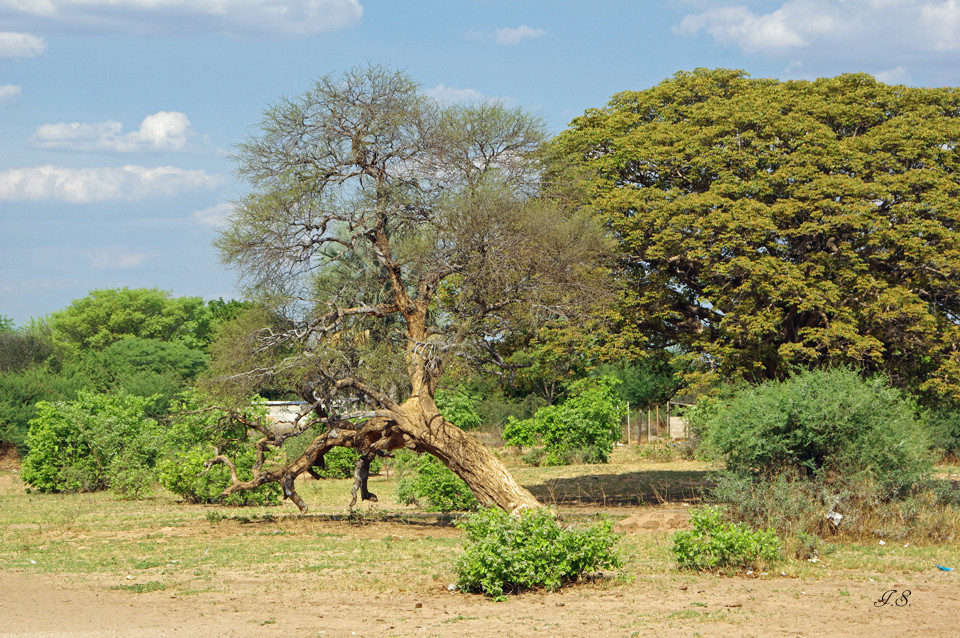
[192,202,233,228]
[920,0,960,50]
[32,111,196,153]
[467,24,546,45]
[0,0,363,39]
[676,3,839,52]
[0,85,22,107]
[426,84,486,104]
[875,65,912,84]
[675,1,960,83]
[0,165,224,202]
[0,32,47,58]
[493,25,546,45]
[85,250,149,270]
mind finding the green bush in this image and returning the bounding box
[672,506,782,572]
[393,450,480,512]
[435,388,483,430]
[21,390,163,496]
[699,368,931,490]
[455,508,621,599]
[157,393,281,506]
[922,404,960,458]
[312,446,382,479]
[503,375,624,466]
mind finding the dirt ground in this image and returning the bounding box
[2,567,958,637]
[2,458,959,637]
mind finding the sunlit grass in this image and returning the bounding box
[1,446,957,605]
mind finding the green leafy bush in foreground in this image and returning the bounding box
[672,506,782,572]
[455,508,621,599]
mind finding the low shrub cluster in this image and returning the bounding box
[156,393,281,506]
[21,390,163,498]
[21,388,281,505]
[693,367,960,550]
[503,375,624,466]
[393,450,480,513]
[672,506,782,572]
[455,507,621,599]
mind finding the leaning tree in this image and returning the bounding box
[209,66,610,512]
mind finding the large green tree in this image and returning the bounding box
[47,288,216,354]
[554,69,960,399]
[212,66,610,512]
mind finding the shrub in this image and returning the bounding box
[455,507,621,599]
[435,388,483,430]
[503,375,625,466]
[312,446,382,479]
[635,439,681,463]
[394,451,480,512]
[711,471,960,546]
[922,404,960,458]
[672,506,782,572]
[157,393,281,506]
[699,367,931,490]
[21,390,163,496]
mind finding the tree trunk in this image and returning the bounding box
[393,398,542,513]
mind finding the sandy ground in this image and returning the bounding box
[1,568,958,637]
[2,452,959,637]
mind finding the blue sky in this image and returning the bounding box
[4,0,960,325]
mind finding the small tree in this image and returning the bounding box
[503,375,625,465]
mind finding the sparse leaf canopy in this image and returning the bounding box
[217,65,609,406]
[210,66,610,512]
[555,69,960,399]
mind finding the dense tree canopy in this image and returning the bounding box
[212,66,610,511]
[48,288,216,353]
[554,69,960,399]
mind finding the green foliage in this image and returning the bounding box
[78,337,209,415]
[0,315,14,333]
[158,392,281,506]
[555,69,960,400]
[312,446,382,479]
[594,356,682,407]
[0,331,54,373]
[921,404,960,457]
[503,375,625,465]
[672,506,782,572]
[699,368,931,490]
[435,388,483,430]
[0,363,91,453]
[393,451,480,512]
[20,390,163,496]
[48,287,216,353]
[455,508,621,598]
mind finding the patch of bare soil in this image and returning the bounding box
[0,442,20,471]
[2,568,958,637]
[615,508,691,533]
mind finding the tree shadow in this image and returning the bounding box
[523,469,716,507]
